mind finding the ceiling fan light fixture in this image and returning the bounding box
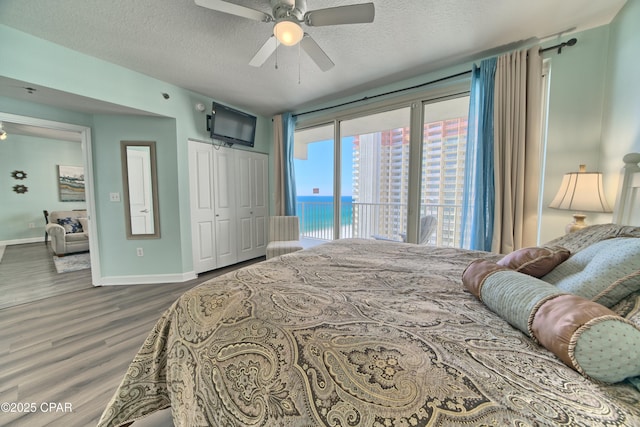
[273,19,303,46]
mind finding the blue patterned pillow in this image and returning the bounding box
[57,217,83,234]
[541,237,640,307]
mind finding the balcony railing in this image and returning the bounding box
[296,200,462,247]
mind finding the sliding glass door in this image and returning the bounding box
[293,124,335,242]
[340,107,411,240]
[294,84,470,247]
[420,96,470,246]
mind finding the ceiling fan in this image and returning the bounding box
[195,0,375,71]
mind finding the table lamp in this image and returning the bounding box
[549,164,611,233]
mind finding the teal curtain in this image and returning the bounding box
[461,58,497,251]
[282,113,297,216]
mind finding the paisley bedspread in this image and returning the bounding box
[98,238,640,427]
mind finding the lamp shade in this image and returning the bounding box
[273,19,304,46]
[549,165,611,213]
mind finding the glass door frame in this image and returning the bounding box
[295,79,471,243]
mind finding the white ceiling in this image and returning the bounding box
[0,0,627,118]
[0,121,82,143]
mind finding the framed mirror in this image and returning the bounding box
[121,141,160,239]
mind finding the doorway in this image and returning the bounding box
[0,112,100,286]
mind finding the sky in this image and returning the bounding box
[294,137,354,197]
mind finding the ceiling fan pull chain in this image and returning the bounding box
[273,25,278,70]
[298,42,301,84]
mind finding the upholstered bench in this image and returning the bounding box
[266,216,303,260]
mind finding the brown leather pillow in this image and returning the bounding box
[462,259,510,299]
[531,294,640,383]
[497,246,570,278]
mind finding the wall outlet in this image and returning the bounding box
[110,192,121,202]
[28,222,35,229]
[136,248,144,257]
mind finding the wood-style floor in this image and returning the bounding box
[0,243,93,310]
[0,243,263,427]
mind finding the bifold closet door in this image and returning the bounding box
[235,151,268,261]
[188,140,217,274]
[189,141,268,273]
[212,147,238,268]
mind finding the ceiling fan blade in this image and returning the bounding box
[249,36,278,67]
[194,0,272,22]
[300,35,335,72]
[304,3,375,26]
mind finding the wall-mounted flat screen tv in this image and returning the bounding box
[207,102,257,147]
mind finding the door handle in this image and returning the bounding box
[140,209,149,213]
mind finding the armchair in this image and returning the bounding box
[266,216,303,260]
[46,210,89,256]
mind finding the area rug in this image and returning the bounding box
[53,252,91,273]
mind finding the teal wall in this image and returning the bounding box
[0,132,85,242]
[539,25,612,242]
[91,115,182,276]
[601,0,640,181]
[539,1,640,241]
[0,24,272,284]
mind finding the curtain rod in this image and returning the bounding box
[293,37,578,118]
[293,69,472,118]
[539,37,577,54]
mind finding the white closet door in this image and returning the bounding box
[213,146,238,267]
[250,152,268,255]
[189,142,268,273]
[235,151,268,261]
[188,140,217,274]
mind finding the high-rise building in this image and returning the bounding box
[351,118,467,246]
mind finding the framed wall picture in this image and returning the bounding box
[58,165,85,202]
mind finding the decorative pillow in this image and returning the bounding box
[532,294,640,383]
[77,218,89,234]
[463,261,640,383]
[478,269,565,336]
[462,260,565,334]
[56,217,83,234]
[461,259,510,299]
[543,223,640,254]
[497,245,570,278]
[541,237,640,308]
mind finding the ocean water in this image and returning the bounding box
[296,196,353,234]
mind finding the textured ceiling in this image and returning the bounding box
[0,0,627,117]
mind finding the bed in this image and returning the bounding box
[98,154,640,427]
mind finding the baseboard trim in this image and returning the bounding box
[0,237,45,246]
[97,271,198,286]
